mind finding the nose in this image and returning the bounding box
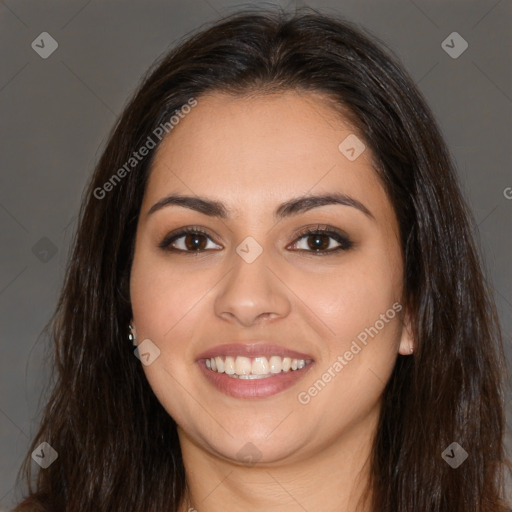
[214,248,291,328]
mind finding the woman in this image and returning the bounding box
[13,7,510,512]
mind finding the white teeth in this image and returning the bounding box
[205,355,311,378]
[235,356,252,375]
[269,356,282,374]
[238,374,271,380]
[214,356,224,373]
[224,356,235,375]
[252,357,270,375]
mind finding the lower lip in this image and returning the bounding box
[197,360,315,399]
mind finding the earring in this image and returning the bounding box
[128,324,137,346]
[409,345,414,354]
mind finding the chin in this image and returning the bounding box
[198,426,311,466]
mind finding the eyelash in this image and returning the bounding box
[158,224,353,256]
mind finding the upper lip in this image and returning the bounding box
[195,342,315,361]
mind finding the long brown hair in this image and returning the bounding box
[13,7,510,511]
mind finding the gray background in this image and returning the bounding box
[1,0,511,508]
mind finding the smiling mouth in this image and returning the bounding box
[202,355,314,379]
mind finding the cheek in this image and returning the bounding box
[298,244,404,412]
[130,247,207,340]
[129,252,207,424]
[285,250,403,347]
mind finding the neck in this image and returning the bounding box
[177,408,378,512]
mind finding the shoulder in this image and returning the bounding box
[11,499,49,512]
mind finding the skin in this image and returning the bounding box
[129,90,414,512]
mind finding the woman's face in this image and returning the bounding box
[129,90,412,465]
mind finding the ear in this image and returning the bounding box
[397,309,414,355]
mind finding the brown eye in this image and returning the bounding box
[182,233,208,251]
[289,225,353,255]
[159,225,353,256]
[159,228,222,253]
[304,233,331,251]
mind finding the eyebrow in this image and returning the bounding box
[146,192,374,220]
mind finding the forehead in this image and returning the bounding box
[142,90,391,224]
